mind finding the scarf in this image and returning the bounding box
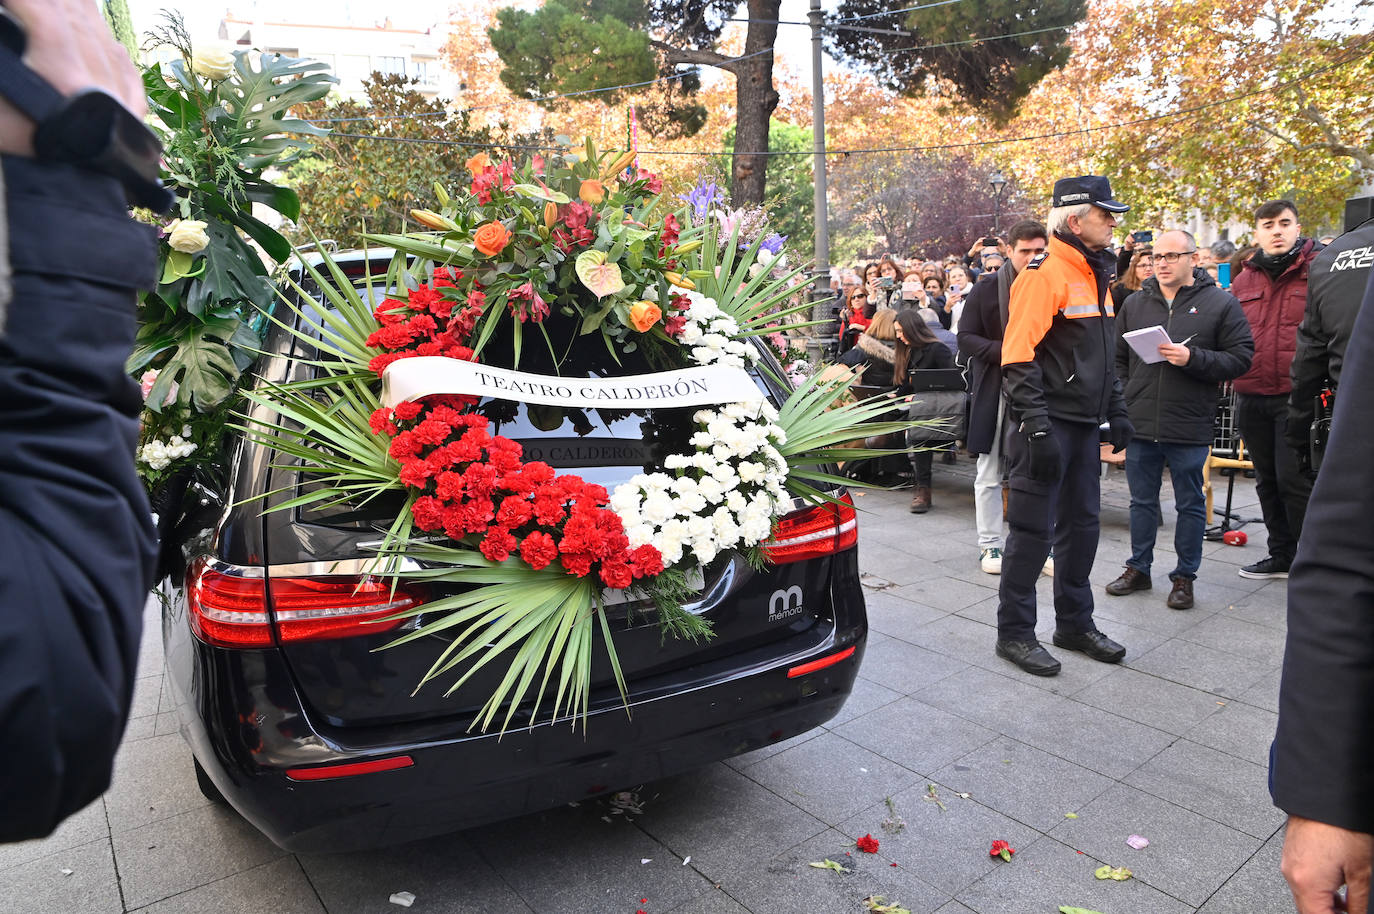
[855,332,896,364]
[1253,239,1307,279]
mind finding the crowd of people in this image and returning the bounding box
[825,172,1374,913]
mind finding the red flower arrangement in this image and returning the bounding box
[362,270,664,588]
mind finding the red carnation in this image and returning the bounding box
[856,834,880,854]
[479,526,518,562]
[629,544,664,577]
[599,559,633,590]
[496,495,534,529]
[394,401,423,422]
[519,531,559,570]
[411,495,445,530]
[388,431,421,459]
[560,551,594,578]
[368,352,407,375]
[413,417,452,446]
[368,407,396,436]
[398,458,433,489]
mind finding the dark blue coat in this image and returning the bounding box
[0,158,158,841]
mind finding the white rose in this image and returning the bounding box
[167,218,210,253]
[192,43,236,81]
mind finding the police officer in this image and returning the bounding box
[995,176,1134,677]
[1286,205,1374,475]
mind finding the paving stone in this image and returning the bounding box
[0,797,108,873]
[128,672,163,720]
[1238,666,1281,714]
[955,834,1194,914]
[103,732,210,833]
[951,593,999,626]
[917,666,1175,779]
[931,738,1116,832]
[863,589,953,640]
[301,829,535,913]
[836,781,1041,897]
[665,887,753,914]
[1092,590,1220,637]
[1215,587,1289,630]
[853,637,969,696]
[0,837,121,914]
[857,543,952,588]
[1177,613,1288,664]
[110,804,285,910]
[1196,830,1292,914]
[1071,666,1226,735]
[1185,700,1279,766]
[741,731,920,826]
[635,763,828,886]
[131,857,325,913]
[889,576,999,613]
[716,828,949,914]
[827,675,903,728]
[1124,738,1284,840]
[833,697,998,776]
[932,903,978,914]
[1025,618,1171,697]
[1128,637,1273,699]
[1050,783,1263,907]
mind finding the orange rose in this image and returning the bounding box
[579,179,606,205]
[473,221,511,257]
[629,300,662,333]
[465,152,491,176]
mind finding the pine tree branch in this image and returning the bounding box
[649,40,739,74]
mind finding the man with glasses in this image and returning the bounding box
[1230,200,1319,580]
[1106,231,1253,609]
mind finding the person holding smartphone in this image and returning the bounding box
[942,265,972,330]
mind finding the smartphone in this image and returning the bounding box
[879,277,894,289]
[981,237,999,247]
[1217,262,1232,289]
[1132,230,1154,244]
[901,280,921,299]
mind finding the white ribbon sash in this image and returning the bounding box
[381,357,763,409]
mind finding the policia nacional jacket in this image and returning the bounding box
[1115,270,1254,446]
[1000,234,1128,429]
[1286,217,1374,454]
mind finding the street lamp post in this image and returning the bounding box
[989,170,1007,235]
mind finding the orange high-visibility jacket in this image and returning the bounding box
[1001,235,1128,428]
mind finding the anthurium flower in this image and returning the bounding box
[855,834,880,853]
[575,250,626,299]
[579,179,606,205]
[465,152,491,176]
[989,840,1015,861]
[629,300,662,332]
[473,221,512,257]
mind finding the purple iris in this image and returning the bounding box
[759,233,787,255]
[679,179,723,219]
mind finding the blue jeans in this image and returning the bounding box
[1125,440,1209,580]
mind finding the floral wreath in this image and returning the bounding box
[246,140,912,733]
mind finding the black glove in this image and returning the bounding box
[1107,415,1135,454]
[1026,430,1062,483]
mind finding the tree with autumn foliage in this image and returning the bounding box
[487,0,781,207]
[283,74,547,249]
[983,0,1373,230]
[829,151,1031,259]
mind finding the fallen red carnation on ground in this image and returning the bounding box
[856,833,880,853]
[989,840,1015,861]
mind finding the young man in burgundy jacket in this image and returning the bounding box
[1230,199,1319,579]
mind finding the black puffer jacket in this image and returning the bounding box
[1115,270,1254,445]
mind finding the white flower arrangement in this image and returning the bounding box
[610,294,789,568]
[139,426,198,471]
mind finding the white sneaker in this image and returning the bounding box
[1042,554,1055,576]
[980,547,1003,575]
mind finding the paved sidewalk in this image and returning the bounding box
[1,460,1295,914]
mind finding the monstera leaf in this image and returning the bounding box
[139,314,259,412]
[213,51,336,170]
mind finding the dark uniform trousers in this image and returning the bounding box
[997,417,1102,641]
